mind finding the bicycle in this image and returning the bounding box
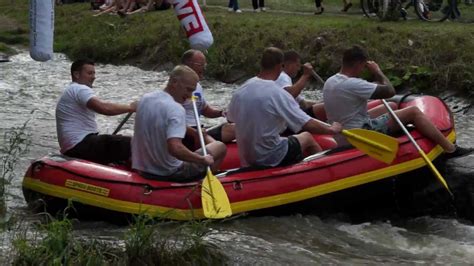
[361,0,453,21]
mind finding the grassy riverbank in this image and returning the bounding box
[0,0,473,94]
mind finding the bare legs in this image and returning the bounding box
[221,123,236,143]
[387,106,455,152]
[294,131,322,156]
[199,141,227,172]
[368,101,397,118]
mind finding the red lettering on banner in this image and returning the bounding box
[173,0,204,37]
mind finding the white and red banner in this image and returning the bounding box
[171,0,214,51]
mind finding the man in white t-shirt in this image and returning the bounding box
[275,50,325,121]
[323,45,456,154]
[227,47,341,167]
[180,49,236,150]
[55,60,137,164]
[132,65,226,181]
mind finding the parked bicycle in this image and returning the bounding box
[361,0,453,21]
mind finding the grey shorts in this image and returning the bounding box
[363,113,391,135]
[140,149,207,183]
[173,161,207,180]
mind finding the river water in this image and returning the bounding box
[1,52,473,264]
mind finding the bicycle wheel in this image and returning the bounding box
[361,0,387,18]
[414,0,452,21]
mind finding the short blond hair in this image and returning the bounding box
[169,65,199,82]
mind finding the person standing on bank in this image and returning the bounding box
[55,59,137,165]
[181,49,236,150]
[227,47,341,168]
[132,65,226,181]
[252,0,265,12]
[314,0,324,14]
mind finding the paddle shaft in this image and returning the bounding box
[381,99,453,196]
[191,100,209,160]
[192,97,222,214]
[311,70,325,85]
[112,112,133,135]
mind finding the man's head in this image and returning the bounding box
[71,60,96,88]
[260,47,284,73]
[283,50,302,78]
[166,65,199,104]
[342,45,369,75]
[181,49,206,80]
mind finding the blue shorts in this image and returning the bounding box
[363,113,391,135]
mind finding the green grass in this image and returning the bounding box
[0,0,473,95]
[11,212,226,265]
[1,120,31,205]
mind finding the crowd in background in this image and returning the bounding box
[56,0,356,16]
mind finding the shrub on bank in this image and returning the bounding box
[12,213,227,265]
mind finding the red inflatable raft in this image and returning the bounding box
[22,95,456,220]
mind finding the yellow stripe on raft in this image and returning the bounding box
[23,130,455,220]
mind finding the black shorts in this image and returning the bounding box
[278,136,304,166]
[303,106,315,118]
[183,125,224,150]
[206,124,223,142]
[64,133,131,165]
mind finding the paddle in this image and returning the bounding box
[309,69,399,163]
[112,112,133,135]
[381,99,453,196]
[311,69,325,85]
[191,96,232,219]
[319,119,399,164]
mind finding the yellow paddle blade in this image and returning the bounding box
[420,152,453,197]
[343,128,399,164]
[201,170,232,219]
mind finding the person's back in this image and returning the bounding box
[132,90,185,175]
[228,47,341,167]
[229,77,308,167]
[323,73,376,130]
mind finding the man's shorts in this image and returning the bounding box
[303,106,315,118]
[362,113,391,135]
[278,136,304,166]
[206,124,223,142]
[64,133,131,165]
[172,161,207,181]
[140,149,207,183]
[183,125,223,150]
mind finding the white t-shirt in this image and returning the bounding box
[275,71,304,104]
[227,77,312,167]
[323,73,377,144]
[182,82,207,126]
[132,90,186,176]
[55,82,98,153]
